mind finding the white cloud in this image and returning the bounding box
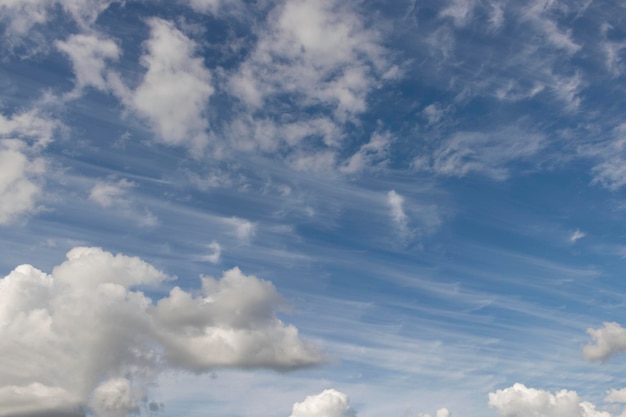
[89,178,134,208]
[0,109,59,225]
[55,33,120,95]
[440,0,476,28]
[0,0,118,35]
[387,190,409,235]
[418,409,452,417]
[414,127,546,180]
[340,131,393,174]
[0,108,58,147]
[583,322,626,362]
[88,178,158,227]
[587,124,626,190]
[289,389,356,417]
[225,217,256,241]
[570,229,586,243]
[202,241,222,264]
[0,247,323,416]
[89,378,140,417]
[123,18,213,151]
[229,0,391,121]
[0,140,45,225]
[488,383,612,417]
[606,388,626,404]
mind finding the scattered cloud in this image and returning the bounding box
[583,322,626,362]
[387,190,409,236]
[225,217,256,241]
[414,127,546,180]
[570,229,586,243]
[0,0,118,35]
[340,131,393,174]
[55,33,120,96]
[0,140,45,225]
[89,178,134,208]
[0,109,59,225]
[289,389,356,417]
[229,0,391,121]
[488,383,613,417]
[0,247,323,416]
[118,18,213,152]
[202,241,222,264]
[418,409,452,417]
[88,178,158,227]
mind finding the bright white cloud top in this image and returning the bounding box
[3,0,626,416]
[0,247,322,416]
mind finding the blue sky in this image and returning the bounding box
[3,1,626,416]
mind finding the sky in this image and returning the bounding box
[4,0,626,416]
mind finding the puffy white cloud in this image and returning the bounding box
[154,266,322,370]
[583,322,626,362]
[0,109,58,224]
[124,18,213,151]
[606,388,626,404]
[229,0,392,121]
[488,383,611,417]
[0,108,58,147]
[289,389,356,417]
[55,33,120,94]
[0,247,323,416]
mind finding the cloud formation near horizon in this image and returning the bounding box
[0,247,323,417]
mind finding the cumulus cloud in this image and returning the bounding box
[583,322,626,362]
[229,0,390,120]
[0,109,59,224]
[120,18,213,151]
[0,247,323,416]
[55,33,120,95]
[289,389,356,417]
[488,383,613,417]
[225,0,395,161]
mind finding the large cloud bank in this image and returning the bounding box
[0,247,323,417]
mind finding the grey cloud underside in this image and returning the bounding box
[0,247,323,416]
